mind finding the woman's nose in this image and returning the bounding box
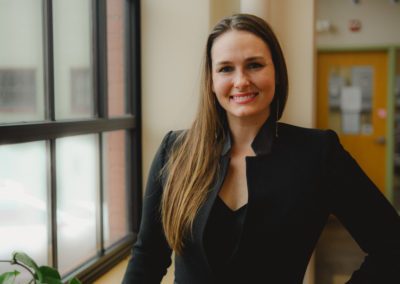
[233,70,250,90]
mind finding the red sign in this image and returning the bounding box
[349,19,361,32]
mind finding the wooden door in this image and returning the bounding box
[317,51,388,194]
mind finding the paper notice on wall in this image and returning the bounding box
[341,86,362,112]
[351,66,373,111]
[341,86,362,134]
[328,75,346,109]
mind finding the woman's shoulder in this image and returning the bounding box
[160,129,187,150]
[277,122,339,148]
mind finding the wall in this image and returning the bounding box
[268,0,316,128]
[209,0,240,27]
[317,0,400,47]
[141,0,210,184]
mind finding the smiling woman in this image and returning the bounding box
[123,13,400,284]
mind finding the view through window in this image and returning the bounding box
[0,0,141,282]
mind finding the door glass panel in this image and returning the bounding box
[0,141,48,282]
[56,134,98,274]
[53,0,94,120]
[327,66,374,135]
[0,0,45,123]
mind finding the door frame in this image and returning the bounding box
[317,45,400,203]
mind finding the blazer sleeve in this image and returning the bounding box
[324,130,400,283]
[122,131,173,284]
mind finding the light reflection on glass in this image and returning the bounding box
[0,0,45,123]
[53,0,94,120]
[0,141,48,276]
[56,134,98,274]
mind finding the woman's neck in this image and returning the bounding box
[227,114,270,154]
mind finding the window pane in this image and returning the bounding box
[56,134,99,274]
[103,131,127,248]
[0,141,48,278]
[53,0,94,120]
[0,0,45,123]
[107,0,126,116]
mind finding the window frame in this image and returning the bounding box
[0,0,142,282]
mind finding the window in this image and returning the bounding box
[0,0,142,282]
[0,69,37,112]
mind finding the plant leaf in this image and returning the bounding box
[11,251,42,281]
[38,266,61,280]
[0,270,19,284]
[38,277,63,284]
[68,277,83,284]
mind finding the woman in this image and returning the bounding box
[123,14,400,283]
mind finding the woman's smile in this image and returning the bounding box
[230,92,259,104]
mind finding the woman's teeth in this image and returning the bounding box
[231,93,257,101]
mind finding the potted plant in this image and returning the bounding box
[0,251,82,284]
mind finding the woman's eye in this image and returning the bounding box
[248,62,263,69]
[218,66,233,73]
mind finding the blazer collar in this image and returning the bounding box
[221,117,275,156]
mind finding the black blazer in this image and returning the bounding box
[123,123,400,284]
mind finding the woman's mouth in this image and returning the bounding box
[230,92,258,104]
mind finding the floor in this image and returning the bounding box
[314,216,366,284]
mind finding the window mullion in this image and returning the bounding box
[125,0,142,232]
[94,0,108,119]
[43,0,55,121]
[97,134,105,255]
[43,0,58,270]
[46,139,58,269]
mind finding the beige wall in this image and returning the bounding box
[209,0,240,27]
[317,0,400,47]
[141,0,210,184]
[268,0,316,128]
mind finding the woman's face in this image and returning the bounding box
[211,30,275,124]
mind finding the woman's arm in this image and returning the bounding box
[122,131,173,284]
[324,130,400,283]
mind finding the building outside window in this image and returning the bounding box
[0,0,142,282]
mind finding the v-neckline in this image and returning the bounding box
[217,195,248,213]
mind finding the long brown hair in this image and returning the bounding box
[161,13,288,254]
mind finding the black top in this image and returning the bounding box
[123,121,400,284]
[204,196,248,276]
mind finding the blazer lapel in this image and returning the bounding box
[191,156,230,271]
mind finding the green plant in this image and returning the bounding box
[0,252,82,284]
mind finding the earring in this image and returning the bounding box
[275,98,279,138]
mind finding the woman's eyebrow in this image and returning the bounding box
[245,56,266,61]
[214,55,267,67]
[214,60,232,66]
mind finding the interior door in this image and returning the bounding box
[317,51,388,194]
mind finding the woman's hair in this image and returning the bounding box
[161,13,288,254]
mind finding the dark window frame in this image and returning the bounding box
[0,0,142,282]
